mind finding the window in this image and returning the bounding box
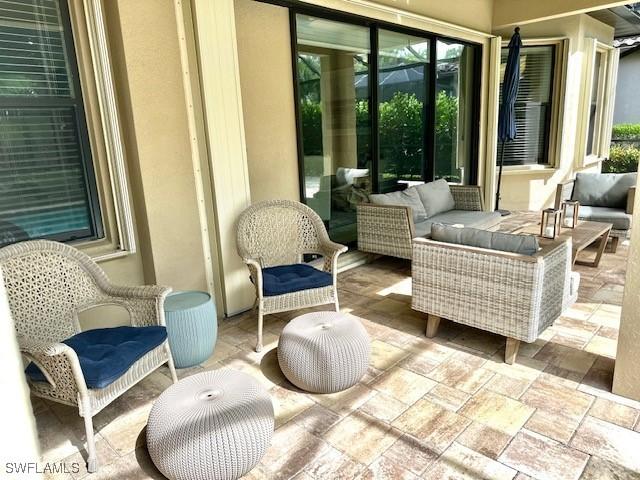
[586,48,607,158]
[0,0,102,247]
[587,51,602,156]
[498,45,555,166]
[293,12,481,244]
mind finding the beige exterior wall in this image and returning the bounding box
[102,0,210,293]
[235,0,300,203]
[494,14,615,211]
[613,181,640,401]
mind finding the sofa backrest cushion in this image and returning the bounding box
[414,179,456,218]
[369,187,428,223]
[431,223,540,256]
[572,172,637,209]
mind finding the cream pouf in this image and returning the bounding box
[147,369,273,480]
[277,311,370,393]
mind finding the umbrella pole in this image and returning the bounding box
[495,140,510,216]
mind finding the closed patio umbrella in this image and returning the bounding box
[495,27,522,215]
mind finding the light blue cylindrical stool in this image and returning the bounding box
[164,291,217,368]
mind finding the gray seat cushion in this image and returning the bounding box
[414,179,455,218]
[413,210,501,238]
[429,209,502,229]
[572,172,637,209]
[578,206,632,230]
[369,187,428,223]
[431,223,539,256]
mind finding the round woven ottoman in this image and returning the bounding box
[277,311,370,393]
[147,369,274,480]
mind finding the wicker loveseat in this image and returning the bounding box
[0,240,178,473]
[357,181,501,259]
[555,172,636,252]
[411,233,578,364]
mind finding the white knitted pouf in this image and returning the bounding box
[147,369,274,480]
[277,311,370,393]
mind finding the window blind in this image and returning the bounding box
[0,0,101,246]
[498,45,555,166]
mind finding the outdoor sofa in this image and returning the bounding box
[555,171,636,252]
[357,179,501,259]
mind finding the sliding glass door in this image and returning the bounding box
[293,12,481,244]
[377,30,430,193]
[295,14,372,245]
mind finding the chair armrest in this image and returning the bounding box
[17,336,88,402]
[449,185,484,211]
[319,240,348,274]
[243,258,263,298]
[357,203,415,259]
[412,237,542,263]
[627,186,635,215]
[554,179,575,209]
[537,238,571,334]
[101,284,172,327]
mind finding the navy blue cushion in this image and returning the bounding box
[262,264,332,296]
[25,326,167,389]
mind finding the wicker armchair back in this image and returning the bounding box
[237,199,331,267]
[0,240,113,343]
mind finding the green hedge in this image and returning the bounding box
[603,145,640,173]
[612,123,640,140]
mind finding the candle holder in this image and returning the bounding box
[540,208,562,239]
[561,200,580,229]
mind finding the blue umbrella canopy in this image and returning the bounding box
[498,27,523,142]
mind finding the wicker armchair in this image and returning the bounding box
[236,200,347,352]
[0,240,177,473]
[554,174,636,252]
[411,236,573,364]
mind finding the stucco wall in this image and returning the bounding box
[100,0,211,292]
[613,49,640,124]
[613,173,640,401]
[235,0,300,203]
[494,14,614,211]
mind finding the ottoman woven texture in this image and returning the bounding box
[147,369,274,480]
[277,311,370,393]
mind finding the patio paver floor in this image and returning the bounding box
[32,238,640,479]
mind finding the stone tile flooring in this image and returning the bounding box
[33,238,640,480]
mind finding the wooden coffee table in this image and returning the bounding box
[516,220,612,267]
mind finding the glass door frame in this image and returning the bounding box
[287,2,483,200]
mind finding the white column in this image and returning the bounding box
[190,0,255,315]
[483,36,501,210]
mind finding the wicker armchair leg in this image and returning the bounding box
[256,305,264,353]
[83,412,98,473]
[505,338,521,365]
[425,315,441,338]
[165,343,178,384]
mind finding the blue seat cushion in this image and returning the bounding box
[25,326,167,389]
[262,264,332,297]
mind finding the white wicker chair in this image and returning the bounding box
[236,200,347,352]
[0,240,178,473]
